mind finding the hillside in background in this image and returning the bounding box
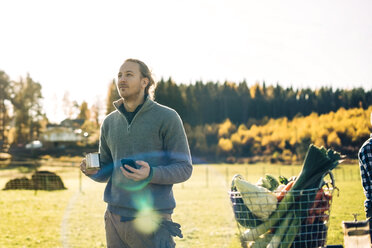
[186,106,372,163]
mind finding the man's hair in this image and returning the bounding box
[125,58,157,99]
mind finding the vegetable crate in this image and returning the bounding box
[229,173,336,248]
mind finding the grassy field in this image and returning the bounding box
[0,161,365,248]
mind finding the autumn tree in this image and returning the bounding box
[77,101,90,120]
[106,79,120,115]
[91,96,103,128]
[0,71,11,148]
[62,91,79,119]
[10,74,44,144]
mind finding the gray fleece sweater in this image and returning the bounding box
[90,97,192,217]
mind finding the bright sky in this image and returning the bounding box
[1,0,372,123]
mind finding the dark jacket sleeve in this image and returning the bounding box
[359,140,372,214]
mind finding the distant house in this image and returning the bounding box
[41,119,87,148]
[60,118,85,128]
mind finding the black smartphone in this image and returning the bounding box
[121,159,138,173]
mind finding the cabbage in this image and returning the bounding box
[234,177,278,220]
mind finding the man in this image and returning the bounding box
[359,112,372,240]
[80,58,192,248]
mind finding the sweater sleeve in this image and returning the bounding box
[150,111,192,184]
[89,124,113,183]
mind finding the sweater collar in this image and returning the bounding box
[113,95,153,112]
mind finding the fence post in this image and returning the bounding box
[206,165,209,188]
[34,164,38,196]
[343,168,346,181]
[79,164,82,193]
[225,166,229,187]
[350,169,353,181]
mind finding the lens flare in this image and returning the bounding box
[133,207,162,234]
[131,190,161,234]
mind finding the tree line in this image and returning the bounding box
[1,70,371,161]
[153,78,371,126]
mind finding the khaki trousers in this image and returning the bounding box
[104,209,173,248]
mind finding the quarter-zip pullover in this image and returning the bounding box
[89,97,193,217]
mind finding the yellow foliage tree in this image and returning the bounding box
[218,118,236,138]
[218,138,233,152]
[224,106,372,160]
[327,131,341,147]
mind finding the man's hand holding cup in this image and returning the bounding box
[81,153,100,175]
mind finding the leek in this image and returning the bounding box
[279,215,301,248]
[250,232,274,248]
[266,212,294,248]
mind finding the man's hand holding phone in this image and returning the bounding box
[120,159,151,181]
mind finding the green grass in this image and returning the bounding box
[0,161,365,247]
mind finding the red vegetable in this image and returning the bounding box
[276,181,295,202]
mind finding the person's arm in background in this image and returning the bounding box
[359,141,372,217]
[150,111,192,185]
